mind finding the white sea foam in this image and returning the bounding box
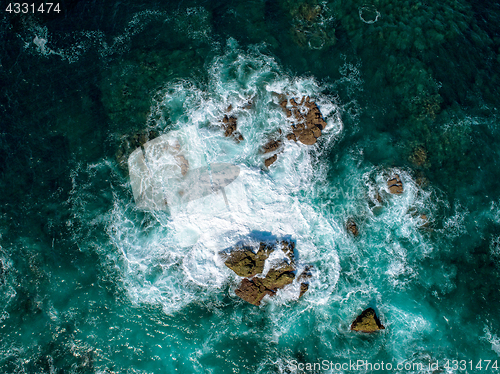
[483,327,500,357]
[0,249,15,324]
[91,45,344,314]
[19,8,214,63]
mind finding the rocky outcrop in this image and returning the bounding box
[351,308,385,333]
[223,240,312,306]
[280,96,327,145]
[261,96,327,168]
[262,139,282,154]
[387,174,403,194]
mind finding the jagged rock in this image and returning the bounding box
[351,308,385,333]
[224,240,309,305]
[280,96,327,145]
[346,219,359,236]
[256,264,296,291]
[222,115,237,137]
[262,136,284,168]
[116,129,159,171]
[387,174,404,194]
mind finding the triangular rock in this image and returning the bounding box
[351,308,385,333]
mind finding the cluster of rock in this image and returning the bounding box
[217,96,328,168]
[281,96,327,146]
[222,241,312,306]
[351,308,385,333]
[221,114,244,143]
[260,96,328,168]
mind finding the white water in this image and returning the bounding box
[99,45,345,314]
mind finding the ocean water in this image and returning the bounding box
[1,0,500,373]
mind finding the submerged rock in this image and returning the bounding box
[223,240,311,306]
[116,129,159,171]
[387,174,404,194]
[409,145,428,167]
[351,308,385,333]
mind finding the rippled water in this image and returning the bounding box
[1,0,500,373]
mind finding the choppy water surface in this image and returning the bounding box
[1,0,500,373]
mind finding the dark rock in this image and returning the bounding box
[351,308,385,333]
[387,174,404,194]
[280,99,292,117]
[299,283,309,298]
[262,136,283,168]
[281,240,295,262]
[297,264,313,298]
[264,155,278,168]
[222,115,237,137]
[255,264,295,291]
[346,219,359,236]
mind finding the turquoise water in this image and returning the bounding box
[1,0,500,373]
